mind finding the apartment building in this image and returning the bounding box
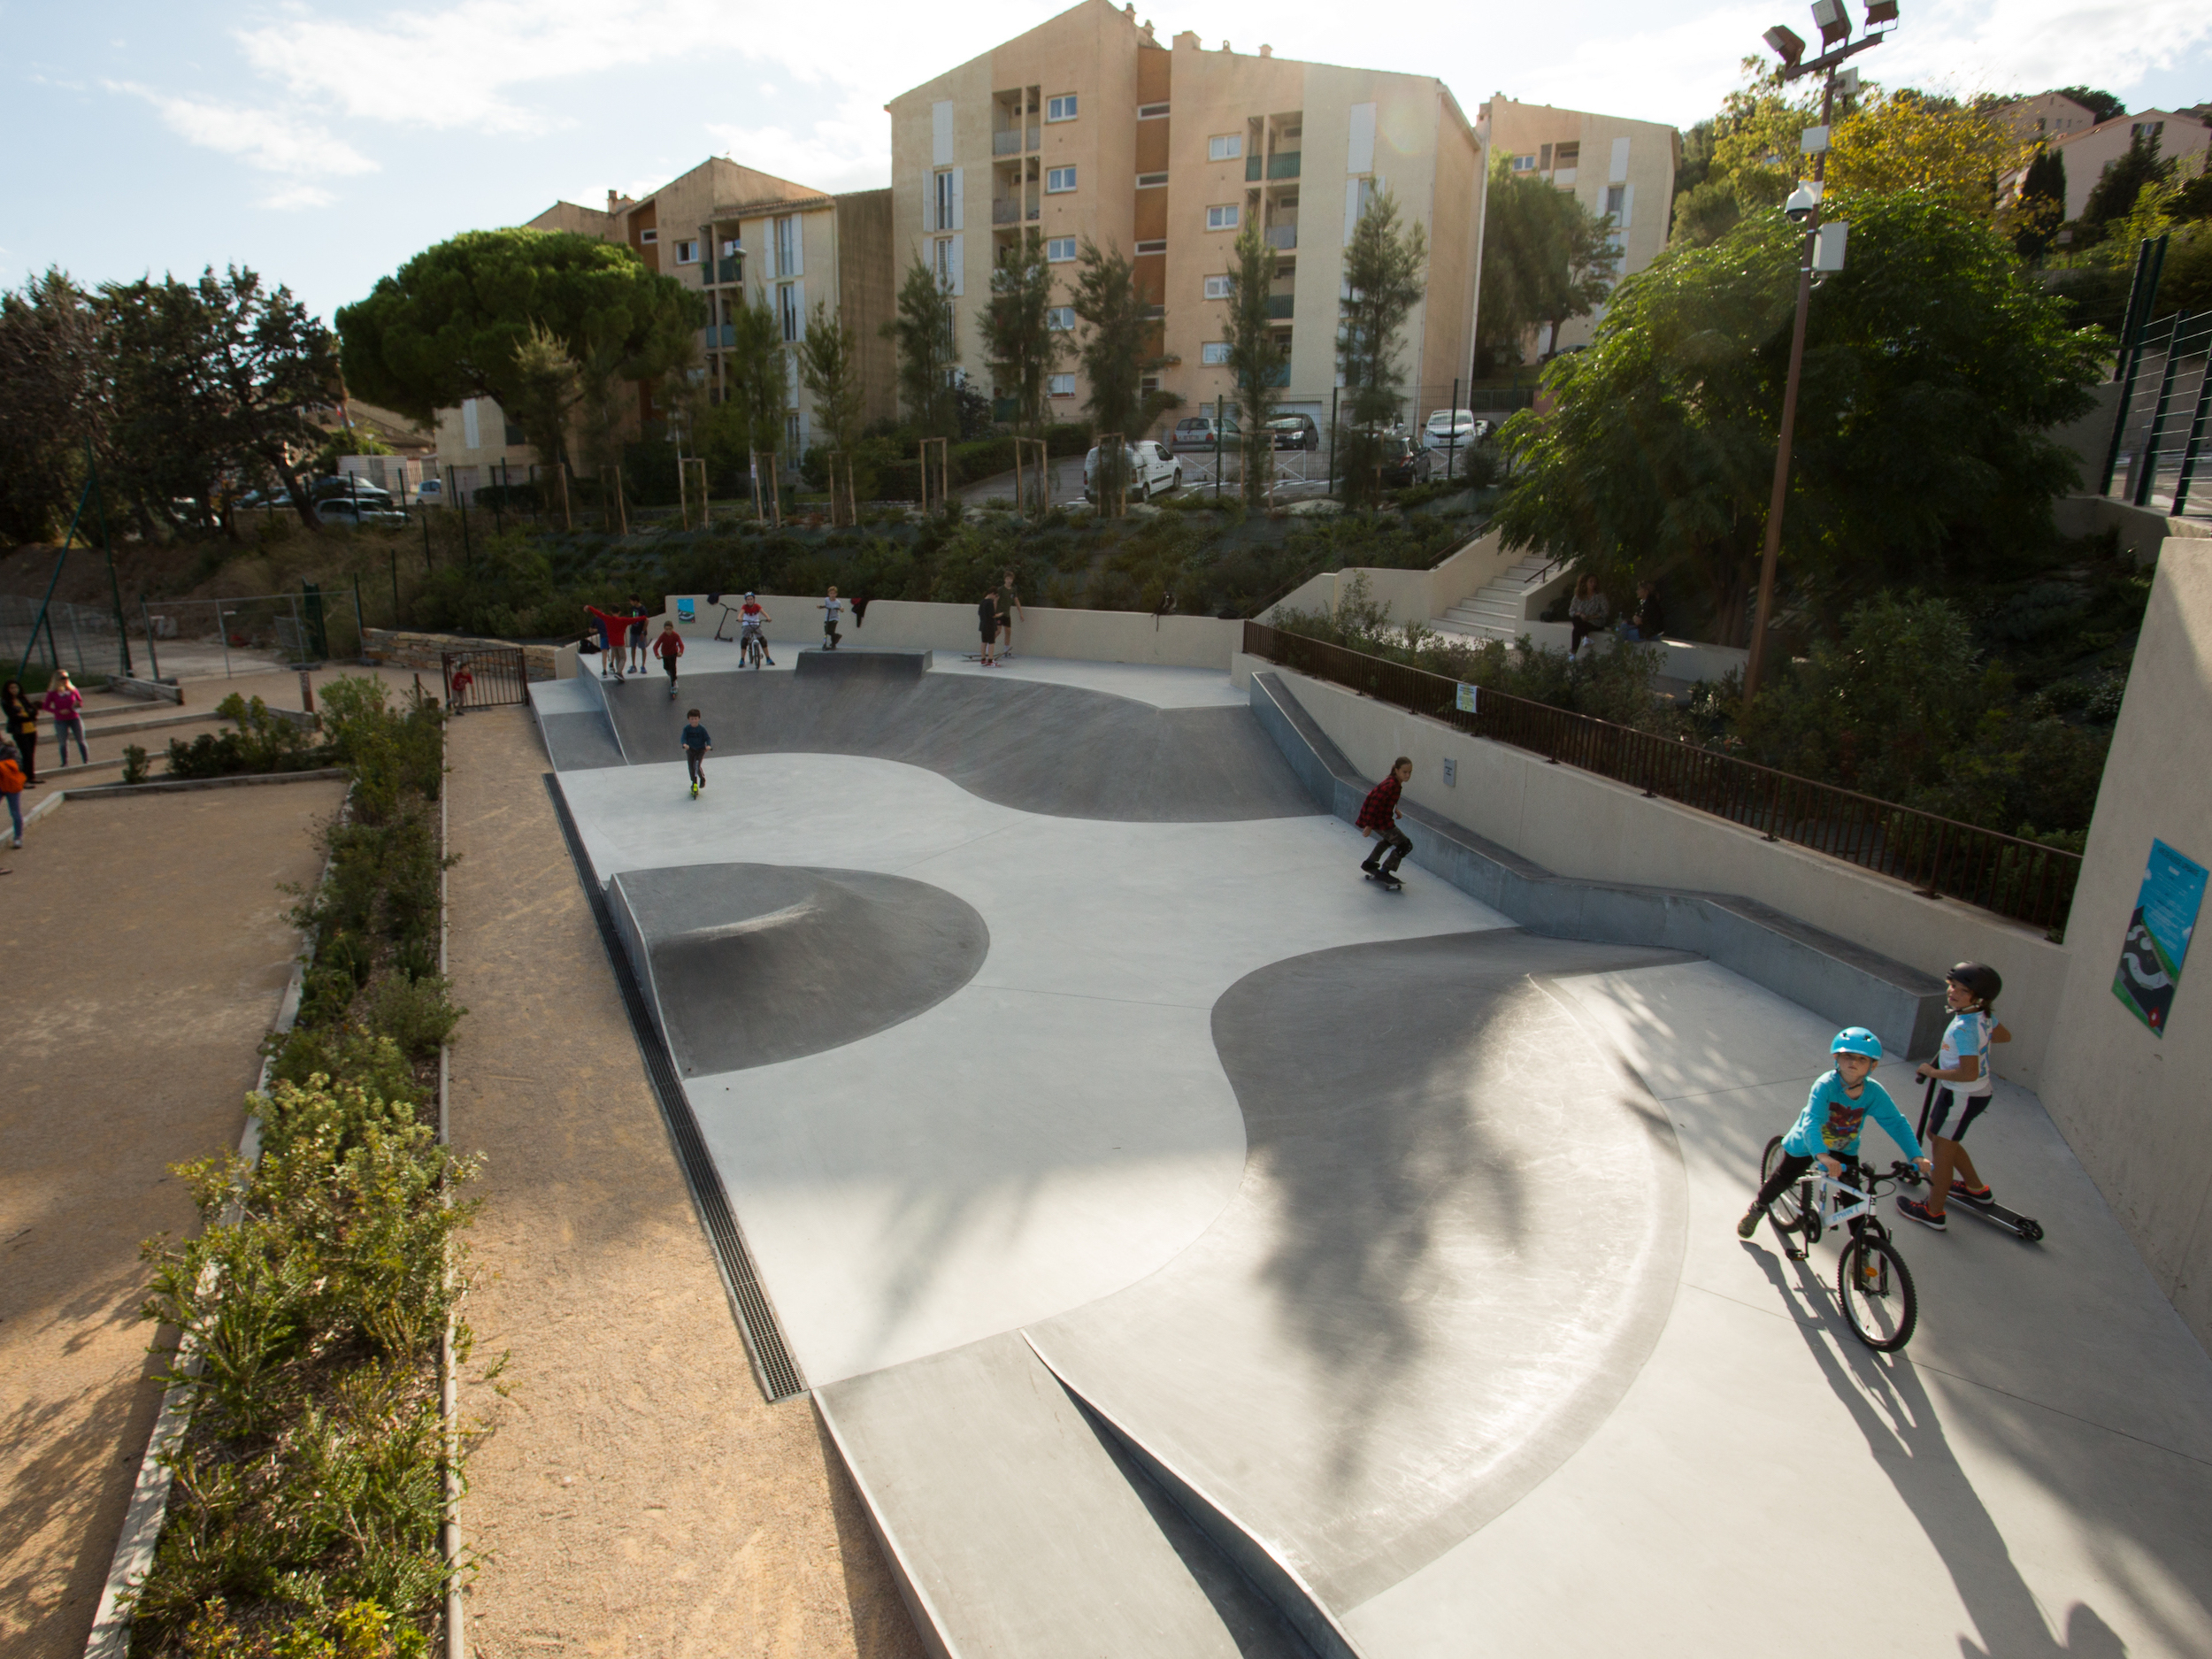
[1998,91,2100,147]
[2024,110,2211,221]
[887,0,1485,436]
[1475,96,1678,356]
[526,160,897,456]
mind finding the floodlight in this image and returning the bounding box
[1763,23,1807,65]
[1863,0,1898,24]
[1809,0,1850,48]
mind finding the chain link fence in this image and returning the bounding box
[2,595,133,685]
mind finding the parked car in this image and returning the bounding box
[1268,413,1321,450]
[413,477,444,501]
[316,497,409,528]
[1378,431,1436,488]
[1423,409,1483,451]
[1083,440,1182,503]
[1170,413,1240,451]
[310,474,396,506]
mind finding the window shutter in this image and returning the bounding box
[790,216,805,276]
[1618,184,1634,229]
[793,278,807,339]
[462,399,480,449]
[1609,136,1631,183]
[949,234,964,296]
[932,100,955,166]
[1347,103,1376,174]
[1343,180,1360,244]
[923,171,936,232]
[950,167,964,232]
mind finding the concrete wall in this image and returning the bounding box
[2054,492,2212,566]
[2042,536,2212,1348]
[361,628,572,682]
[665,593,1242,670]
[1246,657,2071,1081]
[1263,528,1523,627]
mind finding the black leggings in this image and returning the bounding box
[686,748,705,785]
[1363,826,1412,874]
[663,654,679,686]
[1755,1152,1816,1211]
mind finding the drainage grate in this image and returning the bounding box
[542,774,808,1402]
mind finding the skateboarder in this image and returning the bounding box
[996,569,1025,658]
[626,595,651,673]
[1356,757,1415,886]
[819,586,843,649]
[978,588,1001,666]
[1896,962,2011,1232]
[584,603,648,681]
[652,618,685,695]
[1738,1029,1932,1239]
[680,708,710,796]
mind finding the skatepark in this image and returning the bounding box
[530,626,2212,1658]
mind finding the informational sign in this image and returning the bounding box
[1455,682,1479,714]
[2112,838,2207,1038]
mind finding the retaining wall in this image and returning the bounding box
[360,629,572,681]
[662,594,1244,671]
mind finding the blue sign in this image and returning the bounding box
[2113,838,2207,1037]
[1455,682,1479,714]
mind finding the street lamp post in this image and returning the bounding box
[1741,0,1900,702]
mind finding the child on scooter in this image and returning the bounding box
[1895,962,2011,1232]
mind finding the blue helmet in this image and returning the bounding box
[1831,1027,1882,1060]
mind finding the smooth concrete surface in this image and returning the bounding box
[1026,933,1693,1625]
[1258,664,2055,1074]
[605,864,988,1075]
[2042,535,2212,1351]
[796,646,933,680]
[1251,672,1948,1059]
[1347,957,2212,1659]
[537,709,626,772]
[596,667,1316,822]
[816,1333,1309,1659]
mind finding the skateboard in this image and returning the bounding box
[1899,1078,2046,1243]
[1362,870,1404,890]
[668,683,679,700]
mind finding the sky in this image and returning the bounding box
[4,0,2208,324]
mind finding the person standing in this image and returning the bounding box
[651,618,686,695]
[996,570,1025,659]
[0,740,24,848]
[977,589,1002,666]
[819,586,844,649]
[2,680,38,787]
[447,660,475,715]
[583,603,646,681]
[1568,575,1609,660]
[626,596,651,674]
[43,670,88,766]
[1356,757,1416,887]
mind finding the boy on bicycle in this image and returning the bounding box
[1739,1028,1932,1239]
[739,593,773,666]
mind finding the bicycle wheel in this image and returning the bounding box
[1760,1136,1810,1237]
[1838,1233,1917,1351]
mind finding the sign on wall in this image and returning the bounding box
[2112,838,2207,1038]
[1455,683,1479,714]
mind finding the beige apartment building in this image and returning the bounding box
[2024,110,2211,222]
[1999,91,2099,147]
[887,0,1485,437]
[1475,96,1678,356]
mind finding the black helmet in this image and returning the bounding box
[1947,961,2002,1008]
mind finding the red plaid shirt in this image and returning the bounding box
[1356,774,1402,833]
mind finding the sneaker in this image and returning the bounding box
[1895,1195,1947,1231]
[1949,1180,1993,1207]
[1736,1207,1763,1239]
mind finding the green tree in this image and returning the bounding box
[0,270,104,542]
[1071,239,1163,508]
[2011,145,2068,257]
[1336,189,1427,508]
[2052,86,2126,124]
[334,228,700,464]
[886,253,959,437]
[104,266,339,531]
[796,300,864,457]
[1482,159,1612,367]
[702,289,788,483]
[2080,131,2175,242]
[1490,189,2101,645]
[503,323,584,472]
[1223,222,1288,508]
[980,233,1059,434]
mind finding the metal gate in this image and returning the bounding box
[442,646,528,712]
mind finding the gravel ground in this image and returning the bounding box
[444,703,924,1659]
[0,778,348,1659]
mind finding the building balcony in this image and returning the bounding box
[1265,294,1295,319]
[994,198,1040,225]
[994,129,1022,156]
[1269,151,1302,180]
[715,257,741,283]
[1264,225,1297,250]
[715,323,734,347]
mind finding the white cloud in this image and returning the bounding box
[260,182,341,211]
[705,93,893,194]
[110,81,380,182]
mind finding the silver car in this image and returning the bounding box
[1083,440,1182,503]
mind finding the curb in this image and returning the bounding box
[60,769,349,798]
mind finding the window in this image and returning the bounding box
[675,239,698,264]
[933,238,956,287]
[1206,204,1239,230]
[1605,185,1625,218]
[1555,142,1580,168]
[934,171,955,231]
[1046,306,1075,330]
[1134,238,1166,254]
[1047,165,1077,193]
[1138,102,1170,119]
[1048,373,1076,396]
[777,283,800,342]
[1203,273,1233,299]
[1048,93,1078,122]
[720,237,741,257]
[1201,342,1232,365]
[1136,171,1168,188]
[1538,143,1553,170]
[786,413,803,453]
[1209,134,1243,161]
[1510,154,1537,172]
[775,215,799,277]
[1046,236,1077,261]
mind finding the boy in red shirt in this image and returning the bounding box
[583,603,648,681]
[651,619,685,695]
[1357,757,1414,887]
[447,661,474,715]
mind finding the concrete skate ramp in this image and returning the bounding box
[609,864,988,1075]
[1025,929,1692,1637]
[598,670,1315,821]
[538,710,626,771]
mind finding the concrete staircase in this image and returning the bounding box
[1429,552,1561,643]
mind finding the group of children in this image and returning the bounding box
[1738,962,2010,1242]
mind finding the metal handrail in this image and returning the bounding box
[1243,621,2081,934]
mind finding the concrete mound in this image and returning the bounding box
[597,670,1316,821]
[607,864,988,1075]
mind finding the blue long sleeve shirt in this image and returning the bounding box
[1781,1071,1924,1164]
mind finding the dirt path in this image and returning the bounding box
[0,779,349,1659]
[443,704,922,1659]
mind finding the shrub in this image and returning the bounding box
[165,695,331,780]
[366,973,465,1061]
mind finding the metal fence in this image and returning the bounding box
[441,646,527,711]
[1244,622,2082,935]
[2,595,133,682]
[2106,308,2211,518]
